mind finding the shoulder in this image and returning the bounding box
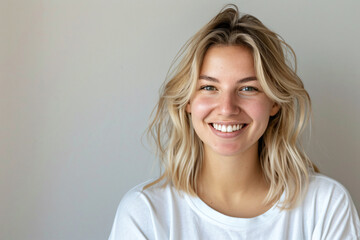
[114,179,174,218]
[301,173,360,239]
[305,173,359,210]
[109,179,181,240]
[119,179,161,204]
[307,173,352,198]
[116,180,155,212]
[120,178,181,207]
[304,173,355,213]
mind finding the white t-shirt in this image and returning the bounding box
[109,174,360,239]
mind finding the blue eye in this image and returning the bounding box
[239,86,259,95]
[241,86,258,92]
[200,85,216,91]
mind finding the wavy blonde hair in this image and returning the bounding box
[145,4,318,209]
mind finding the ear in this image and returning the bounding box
[270,102,280,116]
[185,101,191,113]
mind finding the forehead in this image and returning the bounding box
[199,45,256,80]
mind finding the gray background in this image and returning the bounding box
[1,0,359,239]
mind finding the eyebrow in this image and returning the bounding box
[199,75,257,84]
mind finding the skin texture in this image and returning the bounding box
[186,45,280,217]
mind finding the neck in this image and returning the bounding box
[198,143,268,201]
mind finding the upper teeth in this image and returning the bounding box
[212,123,244,133]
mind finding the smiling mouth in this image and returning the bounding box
[210,123,247,133]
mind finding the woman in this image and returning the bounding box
[109,5,360,239]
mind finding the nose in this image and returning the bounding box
[218,92,240,116]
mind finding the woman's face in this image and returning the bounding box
[186,45,279,158]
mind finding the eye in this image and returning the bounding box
[239,86,259,95]
[241,86,258,91]
[200,85,217,91]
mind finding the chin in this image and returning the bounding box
[207,140,258,158]
[212,145,246,157]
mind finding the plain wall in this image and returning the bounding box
[1,0,359,239]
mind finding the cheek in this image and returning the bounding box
[190,97,216,118]
[245,98,274,121]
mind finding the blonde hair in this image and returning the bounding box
[145,4,318,209]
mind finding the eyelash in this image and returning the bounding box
[200,85,217,91]
[199,85,259,93]
[240,86,258,92]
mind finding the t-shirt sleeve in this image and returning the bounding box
[312,179,360,239]
[108,189,154,240]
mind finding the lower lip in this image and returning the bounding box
[209,124,247,138]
